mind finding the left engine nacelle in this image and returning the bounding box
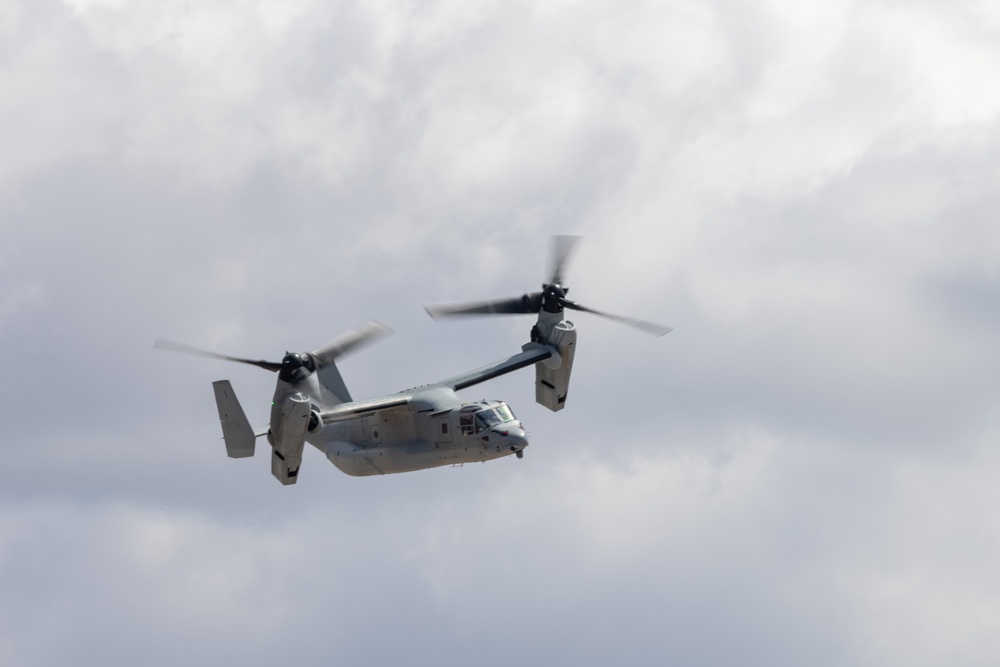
[268,392,312,485]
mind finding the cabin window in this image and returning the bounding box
[460,408,477,436]
[441,422,449,435]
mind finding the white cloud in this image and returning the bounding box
[843,443,1000,665]
[3,0,1000,665]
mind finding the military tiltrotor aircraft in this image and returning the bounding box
[155,236,671,484]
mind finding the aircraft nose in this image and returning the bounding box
[504,425,529,452]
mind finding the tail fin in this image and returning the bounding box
[212,380,256,458]
[317,361,352,405]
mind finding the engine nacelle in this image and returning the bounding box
[268,392,312,485]
[536,320,576,411]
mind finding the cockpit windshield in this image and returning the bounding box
[474,404,517,432]
[496,403,515,423]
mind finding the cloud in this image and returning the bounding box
[3,0,1000,665]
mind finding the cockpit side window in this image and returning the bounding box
[460,406,479,436]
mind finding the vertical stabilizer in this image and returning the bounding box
[317,361,352,405]
[212,380,256,458]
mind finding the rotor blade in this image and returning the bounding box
[549,235,582,286]
[424,293,542,319]
[561,300,674,337]
[310,320,393,369]
[153,338,282,372]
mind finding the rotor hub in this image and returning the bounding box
[279,352,316,382]
[541,283,567,313]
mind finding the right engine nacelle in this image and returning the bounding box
[536,320,576,412]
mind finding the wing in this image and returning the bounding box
[437,342,554,391]
[316,395,411,423]
[313,343,554,424]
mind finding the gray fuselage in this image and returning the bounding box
[310,386,529,476]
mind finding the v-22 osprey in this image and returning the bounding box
[155,237,671,484]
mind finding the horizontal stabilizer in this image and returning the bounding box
[212,380,256,458]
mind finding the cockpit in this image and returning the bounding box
[459,401,517,436]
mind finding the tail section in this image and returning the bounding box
[308,319,390,407]
[316,361,352,406]
[212,380,256,458]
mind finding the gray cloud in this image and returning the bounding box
[3,0,1000,665]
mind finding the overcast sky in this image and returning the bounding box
[3,1,1000,665]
